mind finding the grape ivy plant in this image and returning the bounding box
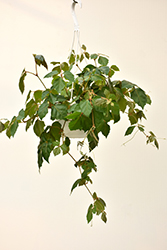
[0,45,159,224]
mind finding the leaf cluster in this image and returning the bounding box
[87,192,107,224]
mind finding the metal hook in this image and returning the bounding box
[73,0,82,8]
[71,0,82,31]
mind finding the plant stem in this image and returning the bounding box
[122,130,138,146]
[67,151,94,199]
[26,71,47,89]
[84,183,94,198]
[37,75,47,89]
[76,63,82,72]
[35,63,38,76]
[68,151,77,163]
[22,114,37,123]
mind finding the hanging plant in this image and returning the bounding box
[0,44,159,224]
[0,0,160,224]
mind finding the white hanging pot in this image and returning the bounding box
[59,120,86,138]
[43,111,85,138]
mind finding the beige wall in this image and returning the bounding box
[0,0,167,249]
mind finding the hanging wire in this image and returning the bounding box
[70,0,82,101]
[70,0,82,55]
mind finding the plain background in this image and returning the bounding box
[0,0,167,249]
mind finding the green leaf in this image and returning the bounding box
[25,90,31,103]
[92,97,108,112]
[71,179,82,194]
[91,74,104,82]
[38,136,53,166]
[88,130,99,151]
[6,117,19,138]
[128,111,138,125]
[51,104,67,120]
[38,149,43,169]
[82,44,87,51]
[80,53,84,62]
[87,204,93,223]
[38,100,49,119]
[93,192,98,200]
[0,121,5,132]
[136,110,146,120]
[94,199,104,212]
[65,136,70,147]
[44,70,59,78]
[91,53,98,60]
[149,131,155,137]
[80,100,92,117]
[16,109,25,121]
[81,169,91,179]
[19,69,27,94]
[53,147,61,156]
[41,89,50,100]
[66,112,81,120]
[109,69,115,77]
[48,93,57,104]
[52,65,61,74]
[101,123,110,137]
[0,120,9,133]
[77,156,97,173]
[101,212,107,223]
[93,110,104,126]
[99,66,110,75]
[93,109,111,137]
[83,64,96,73]
[111,102,120,123]
[64,71,74,82]
[146,95,152,105]
[25,119,33,131]
[25,99,38,117]
[154,138,159,149]
[56,95,67,102]
[68,113,91,132]
[146,131,159,149]
[10,120,18,137]
[138,125,145,132]
[68,114,82,130]
[52,141,60,147]
[61,143,69,155]
[33,54,48,69]
[69,53,75,64]
[98,198,106,207]
[34,90,42,103]
[125,126,136,136]
[131,88,147,109]
[118,97,127,112]
[60,62,69,71]
[84,52,90,59]
[33,119,45,137]
[50,61,60,65]
[50,121,62,141]
[41,141,52,162]
[98,56,109,66]
[52,77,65,93]
[121,80,135,89]
[111,65,119,71]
